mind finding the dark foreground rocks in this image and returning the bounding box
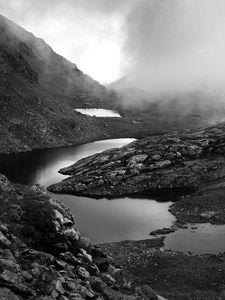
[48,122,225,198]
[0,173,164,299]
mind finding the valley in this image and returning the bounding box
[1,9,225,300]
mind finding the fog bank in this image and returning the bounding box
[122,0,225,97]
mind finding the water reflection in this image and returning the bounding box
[61,195,173,243]
[0,139,135,186]
[1,138,225,251]
[0,138,174,243]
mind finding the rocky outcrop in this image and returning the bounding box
[0,173,163,299]
[48,123,225,198]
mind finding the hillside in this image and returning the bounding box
[0,14,120,154]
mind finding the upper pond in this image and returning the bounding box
[1,138,225,254]
[75,108,121,117]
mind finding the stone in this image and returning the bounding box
[63,228,80,241]
[63,217,74,227]
[149,227,176,236]
[21,271,33,282]
[54,209,64,224]
[78,267,90,279]
[55,279,65,294]
[0,231,11,248]
[0,287,20,300]
[0,258,20,271]
[0,269,32,295]
[0,224,8,234]
[101,273,116,285]
[152,154,161,161]
[80,248,92,263]
[78,237,91,249]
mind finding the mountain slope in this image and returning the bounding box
[0,14,117,154]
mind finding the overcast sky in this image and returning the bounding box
[1,0,225,95]
[0,0,132,83]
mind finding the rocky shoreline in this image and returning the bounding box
[48,122,225,198]
[0,173,168,300]
[3,173,225,299]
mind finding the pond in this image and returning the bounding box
[1,138,225,253]
[0,138,173,243]
[75,108,121,117]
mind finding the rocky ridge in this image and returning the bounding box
[48,122,225,198]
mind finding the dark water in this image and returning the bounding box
[0,139,173,243]
[1,138,225,253]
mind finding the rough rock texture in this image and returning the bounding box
[0,173,162,299]
[48,122,225,198]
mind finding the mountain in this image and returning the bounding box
[0,14,119,154]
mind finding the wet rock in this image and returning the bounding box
[149,227,176,236]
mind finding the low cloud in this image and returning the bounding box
[122,0,225,97]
